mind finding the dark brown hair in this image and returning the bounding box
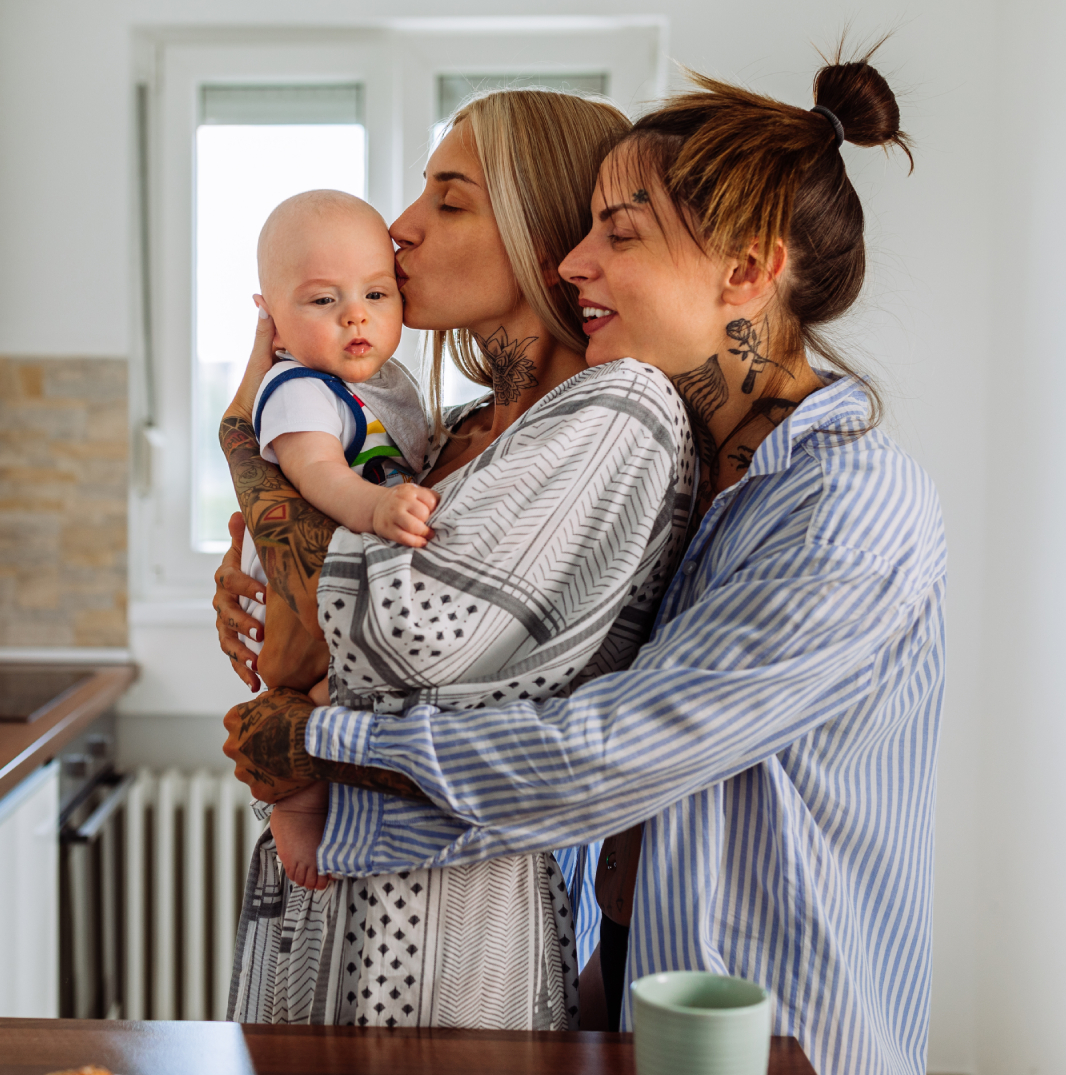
[621,38,912,425]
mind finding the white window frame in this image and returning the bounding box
[130,19,666,611]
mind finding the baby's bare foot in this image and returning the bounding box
[271,781,330,891]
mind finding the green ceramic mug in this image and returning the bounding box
[631,972,771,1075]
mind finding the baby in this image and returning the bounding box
[239,189,438,891]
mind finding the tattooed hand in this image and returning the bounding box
[214,511,265,692]
[474,327,540,406]
[224,687,430,803]
[224,687,319,802]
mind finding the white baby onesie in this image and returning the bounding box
[238,355,429,655]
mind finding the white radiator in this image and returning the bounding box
[124,768,266,1021]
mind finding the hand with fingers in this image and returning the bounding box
[227,299,278,425]
[222,685,317,802]
[214,511,266,692]
[372,483,441,547]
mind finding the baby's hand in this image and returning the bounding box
[372,484,440,547]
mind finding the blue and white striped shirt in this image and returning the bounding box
[306,373,946,1075]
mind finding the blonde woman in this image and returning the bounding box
[214,90,694,1028]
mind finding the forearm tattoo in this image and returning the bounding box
[671,352,729,511]
[726,317,793,394]
[234,688,429,801]
[474,327,539,406]
[311,758,428,800]
[219,415,337,616]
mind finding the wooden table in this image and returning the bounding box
[0,1020,816,1074]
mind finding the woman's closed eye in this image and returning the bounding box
[438,201,462,214]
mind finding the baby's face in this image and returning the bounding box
[261,209,403,382]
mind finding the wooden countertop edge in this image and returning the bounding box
[0,664,138,800]
[0,1020,817,1074]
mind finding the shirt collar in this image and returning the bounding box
[744,372,871,479]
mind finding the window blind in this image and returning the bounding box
[200,84,364,126]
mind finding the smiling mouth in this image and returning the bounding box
[581,305,617,335]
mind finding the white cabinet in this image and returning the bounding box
[0,762,58,1016]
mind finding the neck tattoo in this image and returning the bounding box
[726,317,794,394]
[473,327,540,406]
[670,352,729,513]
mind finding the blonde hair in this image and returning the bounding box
[428,89,631,427]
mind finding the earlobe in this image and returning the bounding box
[721,240,786,306]
[721,256,762,307]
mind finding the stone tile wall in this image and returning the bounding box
[0,357,128,646]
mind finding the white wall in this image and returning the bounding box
[1,0,1054,1070]
[973,0,1066,1070]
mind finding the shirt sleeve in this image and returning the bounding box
[308,541,936,877]
[255,368,350,463]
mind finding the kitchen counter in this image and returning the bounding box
[0,664,137,801]
[0,1020,818,1074]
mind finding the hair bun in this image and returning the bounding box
[813,47,913,170]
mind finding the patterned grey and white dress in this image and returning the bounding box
[229,359,695,1028]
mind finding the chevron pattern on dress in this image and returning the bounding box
[427,853,571,1030]
[271,880,339,1023]
[235,360,694,1030]
[318,360,694,719]
[229,833,285,1022]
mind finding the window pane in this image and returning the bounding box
[193,121,366,550]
